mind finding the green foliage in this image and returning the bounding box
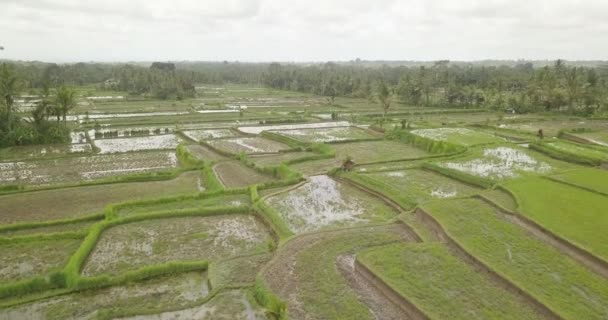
[503,177,608,261]
[529,141,607,166]
[252,201,294,242]
[422,198,608,319]
[550,168,608,195]
[385,128,466,154]
[202,163,224,192]
[176,144,205,169]
[74,261,208,291]
[0,277,54,300]
[66,206,247,288]
[254,277,288,320]
[0,231,85,244]
[260,131,305,149]
[0,213,103,233]
[358,243,542,320]
[250,185,260,203]
[422,163,494,189]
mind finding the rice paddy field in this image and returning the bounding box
[1,84,607,319]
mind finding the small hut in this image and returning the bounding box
[341,157,355,171]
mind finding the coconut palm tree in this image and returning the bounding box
[55,86,76,122]
[0,63,21,130]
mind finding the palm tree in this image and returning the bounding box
[0,63,21,130]
[55,86,76,122]
[32,83,53,125]
[377,80,392,121]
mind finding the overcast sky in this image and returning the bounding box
[1,0,607,62]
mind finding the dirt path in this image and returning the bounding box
[476,195,608,279]
[414,208,561,320]
[337,254,427,320]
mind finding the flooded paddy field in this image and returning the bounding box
[437,145,575,180]
[82,215,272,276]
[265,175,397,233]
[2,84,608,319]
[0,151,179,186]
[207,137,291,154]
[270,126,377,143]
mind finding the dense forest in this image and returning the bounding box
[4,59,607,116]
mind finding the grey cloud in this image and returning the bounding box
[0,0,606,62]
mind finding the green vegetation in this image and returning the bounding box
[332,140,431,164]
[503,177,608,261]
[358,243,543,319]
[343,168,480,209]
[550,168,608,194]
[530,140,608,166]
[0,64,70,147]
[422,198,608,319]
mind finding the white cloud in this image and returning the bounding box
[0,0,607,61]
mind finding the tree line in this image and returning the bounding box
[0,64,76,147]
[262,60,608,116]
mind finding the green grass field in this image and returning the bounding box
[550,168,608,194]
[503,177,608,261]
[422,198,608,319]
[358,243,543,320]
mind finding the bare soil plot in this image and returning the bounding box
[181,129,236,142]
[209,253,272,288]
[0,151,179,186]
[261,224,417,320]
[83,215,272,276]
[265,175,397,233]
[248,151,317,167]
[94,135,182,154]
[0,171,199,225]
[0,272,210,320]
[213,161,276,188]
[289,158,341,176]
[117,289,267,320]
[271,126,377,143]
[332,140,431,164]
[207,137,290,154]
[0,239,81,282]
[184,144,226,161]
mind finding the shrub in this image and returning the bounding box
[385,128,466,154]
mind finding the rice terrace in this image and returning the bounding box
[2,1,608,318]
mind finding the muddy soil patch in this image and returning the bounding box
[213,161,276,189]
[82,215,271,276]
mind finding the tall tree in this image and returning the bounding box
[376,80,392,120]
[0,63,21,131]
[55,86,76,122]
